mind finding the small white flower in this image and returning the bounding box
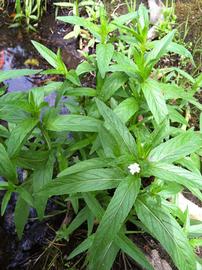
[128,163,140,175]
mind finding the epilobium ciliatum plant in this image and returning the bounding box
[1,4,202,270]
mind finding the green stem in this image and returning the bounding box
[39,124,52,150]
[75,0,79,16]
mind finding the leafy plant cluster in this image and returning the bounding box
[10,0,47,31]
[1,4,202,270]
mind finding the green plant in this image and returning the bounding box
[1,4,202,270]
[54,0,102,42]
[11,0,47,31]
[156,0,177,38]
[125,0,136,12]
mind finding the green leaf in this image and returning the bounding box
[45,115,102,132]
[98,125,120,158]
[138,3,149,31]
[200,113,202,133]
[76,61,95,75]
[31,40,58,68]
[16,186,34,206]
[167,42,194,63]
[33,152,54,219]
[148,162,202,190]
[38,168,124,197]
[149,131,202,163]
[194,73,202,91]
[115,234,154,270]
[64,87,96,97]
[109,53,139,79]
[14,197,29,239]
[57,207,88,241]
[88,176,140,270]
[96,43,114,79]
[66,70,81,86]
[146,30,176,66]
[100,72,128,101]
[7,118,38,157]
[57,16,100,40]
[0,125,9,138]
[67,235,94,260]
[168,106,188,125]
[16,150,50,170]
[110,12,137,32]
[84,194,152,269]
[136,197,196,270]
[96,98,137,157]
[0,69,41,83]
[162,67,195,84]
[0,107,29,123]
[58,158,110,177]
[0,144,17,183]
[189,224,202,238]
[114,97,139,123]
[1,190,12,216]
[83,193,104,221]
[160,83,192,100]
[144,118,169,155]
[142,79,168,124]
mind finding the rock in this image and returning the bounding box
[149,249,173,270]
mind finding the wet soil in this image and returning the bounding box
[0,9,82,92]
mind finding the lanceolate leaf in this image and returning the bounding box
[96,98,137,157]
[67,235,94,260]
[16,150,50,170]
[58,158,110,177]
[64,87,96,97]
[0,69,41,83]
[45,115,102,132]
[88,176,140,270]
[7,118,38,157]
[57,16,100,40]
[189,224,202,238]
[96,43,114,78]
[1,190,12,216]
[100,72,128,101]
[142,79,168,124]
[98,125,120,158]
[14,196,30,239]
[38,168,124,197]
[148,162,202,190]
[160,83,192,100]
[32,40,58,68]
[146,30,175,66]
[110,12,137,31]
[115,234,154,270]
[33,152,54,192]
[149,131,202,163]
[135,197,196,270]
[144,118,169,155]
[167,42,194,63]
[59,207,89,240]
[0,144,17,183]
[33,152,54,219]
[84,193,153,270]
[114,97,139,123]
